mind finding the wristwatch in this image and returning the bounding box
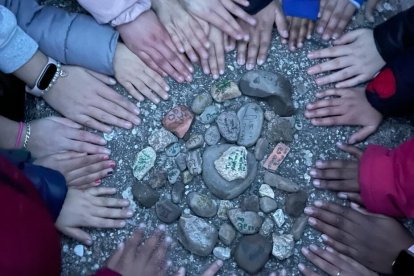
[392,244,414,275]
[25,57,60,97]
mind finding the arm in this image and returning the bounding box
[282,0,319,20]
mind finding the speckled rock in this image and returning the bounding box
[216,111,240,142]
[185,134,204,150]
[149,171,166,189]
[162,105,194,139]
[272,209,286,227]
[202,144,257,199]
[167,168,180,184]
[228,208,263,234]
[260,217,274,236]
[177,215,218,257]
[165,143,181,157]
[175,153,187,171]
[234,234,272,274]
[259,184,275,198]
[204,125,221,146]
[211,80,241,102]
[266,116,295,143]
[254,137,269,160]
[191,93,212,114]
[237,103,264,147]
[132,183,159,208]
[219,223,236,245]
[264,172,300,192]
[292,215,308,241]
[199,105,220,124]
[213,247,231,260]
[241,195,260,212]
[272,234,295,260]
[132,147,156,181]
[171,181,185,204]
[186,150,202,175]
[260,197,278,213]
[214,146,248,182]
[182,170,193,184]
[148,128,178,152]
[187,192,218,218]
[285,190,308,217]
[155,200,181,224]
[217,200,234,219]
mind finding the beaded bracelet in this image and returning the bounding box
[42,62,67,96]
[15,122,24,148]
[23,122,31,149]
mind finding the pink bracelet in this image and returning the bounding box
[15,122,24,148]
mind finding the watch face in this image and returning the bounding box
[37,64,57,90]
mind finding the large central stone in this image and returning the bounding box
[202,144,257,199]
[214,146,248,181]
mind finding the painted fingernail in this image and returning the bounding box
[107,170,113,176]
[337,192,348,199]
[314,200,323,207]
[304,207,313,214]
[313,179,320,187]
[309,169,317,176]
[321,234,329,241]
[95,179,101,185]
[308,217,317,225]
[108,161,116,168]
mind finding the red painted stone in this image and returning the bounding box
[263,143,290,172]
[162,105,194,138]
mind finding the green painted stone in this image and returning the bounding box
[132,147,156,181]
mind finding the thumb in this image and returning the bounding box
[336,142,363,159]
[348,125,376,144]
[365,0,379,23]
[275,6,289,39]
[85,69,117,86]
[332,30,358,45]
[61,226,93,246]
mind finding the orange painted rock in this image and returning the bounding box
[162,105,194,138]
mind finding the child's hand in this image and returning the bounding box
[200,26,225,79]
[305,87,383,144]
[365,0,381,22]
[317,0,356,40]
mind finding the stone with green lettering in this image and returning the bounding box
[214,146,248,182]
[132,147,156,181]
[227,208,263,234]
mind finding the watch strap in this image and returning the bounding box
[25,57,58,97]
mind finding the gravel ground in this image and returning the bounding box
[29,1,414,275]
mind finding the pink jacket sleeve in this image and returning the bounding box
[77,0,151,26]
[359,138,414,218]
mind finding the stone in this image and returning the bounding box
[292,215,308,241]
[285,190,308,217]
[175,153,187,171]
[272,234,294,260]
[74,244,84,257]
[211,80,241,102]
[239,70,294,116]
[185,134,204,150]
[177,215,218,256]
[182,170,193,184]
[260,197,278,213]
[187,192,218,218]
[199,105,220,124]
[272,209,286,227]
[241,195,260,212]
[264,172,300,192]
[218,223,236,245]
[216,111,240,142]
[234,234,272,274]
[254,138,269,160]
[213,247,231,260]
[155,200,181,224]
[260,217,274,236]
[204,125,221,146]
[165,143,181,157]
[217,200,234,219]
[162,105,194,139]
[186,150,202,175]
[132,183,159,208]
[202,144,258,199]
[191,93,212,114]
[167,168,181,184]
[259,184,275,199]
[264,110,276,121]
[214,146,248,182]
[237,103,264,147]
[149,171,166,189]
[263,143,290,172]
[228,208,263,234]
[266,117,295,144]
[148,128,178,152]
[132,147,156,181]
[171,181,185,204]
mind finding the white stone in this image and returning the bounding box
[132,147,156,180]
[259,184,275,198]
[272,209,286,228]
[214,146,248,182]
[213,247,231,260]
[272,234,294,260]
[74,244,84,257]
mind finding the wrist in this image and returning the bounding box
[13,50,48,88]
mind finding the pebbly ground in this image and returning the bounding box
[29,1,414,275]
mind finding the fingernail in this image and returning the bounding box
[313,179,320,187]
[95,179,101,185]
[126,210,133,216]
[322,34,329,40]
[205,41,211,48]
[298,42,303,48]
[317,27,323,33]
[298,263,305,271]
[246,63,254,70]
[117,242,124,250]
[120,221,126,227]
[186,75,193,82]
[301,247,309,254]
[107,170,113,176]
[236,34,243,40]
[336,141,344,147]
[307,68,316,74]
[216,260,224,267]
[321,234,329,241]
[326,246,335,253]
[188,66,194,73]
[315,160,324,167]
[282,30,289,38]
[219,69,224,75]
[244,34,250,41]
[165,236,173,245]
[314,200,323,207]
[134,108,140,115]
[86,239,93,245]
[337,192,348,199]
[103,155,109,160]
[108,161,116,168]
[213,74,219,80]
[310,244,318,251]
[257,59,265,65]
[158,224,166,231]
[237,58,245,65]
[309,169,317,176]
[165,86,170,92]
[304,207,313,215]
[307,34,312,39]
[108,78,117,85]
[308,217,317,225]
[332,34,339,40]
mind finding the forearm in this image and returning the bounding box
[0,116,20,149]
[13,50,48,88]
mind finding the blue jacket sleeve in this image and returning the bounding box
[283,0,319,20]
[0,0,119,75]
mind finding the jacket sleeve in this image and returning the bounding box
[1,0,119,75]
[0,5,38,73]
[243,0,273,15]
[282,0,319,20]
[359,138,414,218]
[93,268,121,276]
[373,6,414,64]
[77,0,151,26]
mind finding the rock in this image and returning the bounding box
[199,105,220,124]
[228,208,263,234]
[219,223,236,245]
[132,183,159,208]
[187,192,218,218]
[260,197,278,213]
[272,209,286,227]
[216,111,240,142]
[264,110,276,121]
[259,184,275,199]
[185,134,204,150]
[214,146,248,182]
[148,128,178,152]
[272,234,294,260]
[266,117,295,143]
[162,105,194,139]
[177,215,218,256]
[241,195,260,212]
[74,244,84,257]
[149,171,166,189]
[155,200,181,224]
[191,93,212,114]
[234,234,272,274]
[171,181,185,204]
[237,103,264,147]
[239,70,294,116]
[292,215,308,241]
[260,217,274,236]
[186,150,203,175]
[165,143,181,157]
[264,172,300,192]
[213,247,231,260]
[132,147,156,181]
[204,125,221,146]
[202,144,258,199]
[211,80,241,102]
[175,153,187,171]
[167,168,181,184]
[182,170,193,184]
[254,138,269,160]
[217,200,234,219]
[285,190,308,217]
[263,143,290,172]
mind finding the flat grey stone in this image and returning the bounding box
[241,195,260,212]
[254,137,269,160]
[218,223,236,245]
[266,116,295,143]
[260,197,278,213]
[185,134,204,150]
[155,200,181,224]
[216,111,240,142]
[132,183,159,208]
[187,192,218,218]
[234,234,272,274]
[171,181,185,204]
[186,150,202,175]
[285,190,308,217]
[149,171,166,189]
[228,208,263,234]
[191,93,212,114]
[175,153,187,171]
[292,215,308,241]
[264,172,300,192]
[199,105,220,124]
[165,143,181,157]
[148,128,178,152]
[213,247,231,260]
[237,103,263,147]
[204,125,221,146]
[260,217,274,236]
[272,234,294,260]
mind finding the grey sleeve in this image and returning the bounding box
[1,0,119,75]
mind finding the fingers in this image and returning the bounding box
[221,0,257,27]
[307,57,352,77]
[107,242,125,269]
[224,34,236,52]
[124,228,146,262]
[175,267,186,276]
[208,42,219,79]
[288,17,301,51]
[348,125,377,144]
[275,6,289,39]
[316,0,335,36]
[237,39,248,65]
[256,23,272,66]
[298,263,320,276]
[213,8,246,41]
[246,29,260,70]
[365,0,380,22]
[67,161,114,187]
[337,142,363,159]
[331,4,355,39]
[88,187,117,196]
[138,226,166,264]
[188,22,209,60]
[301,246,339,275]
[201,260,224,276]
[78,115,113,133]
[49,116,82,129]
[85,69,117,86]
[91,195,130,209]
[61,227,92,245]
[337,192,363,204]
[332,29,359,45]
[310,166,358,182]
[98,89,141,124]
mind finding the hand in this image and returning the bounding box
[117,10,193,83]
[299,245,378,276]
[317,0,356,40]
[114,43,169,104]
[27,117,109,158]
[307,29,386,88]
[55,187,132,245]
[179,0,256,41]
[365,0,381,22]
[305,201,414,274]
[200,26,225,79]
[34,152,115,189]
[107,226,171,276]
[304,87,383,144]
[175,259,224,276]
[153,0,210,63]
[44,66,141,133]
[236,1,276,69]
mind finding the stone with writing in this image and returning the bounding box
[175,153,187,171]
[187,192,218,218]
[228,208,263,234]
[148,128,178,152]
[155,200,181,224]
[237,103,263,147]
[211,80,241,102]
[165,143,181,157]
[216,111,240,142]
[167,168,180,184]
[199,105,220,124]
[204,125,221,146]
[132,147,156,181]
[263,143,290,172]
[214,146,248,182]
[185,134,204,150]
[162,105,194,138]
[272,234,294,260]
[186,150,202,175]
[234,234,272,274]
